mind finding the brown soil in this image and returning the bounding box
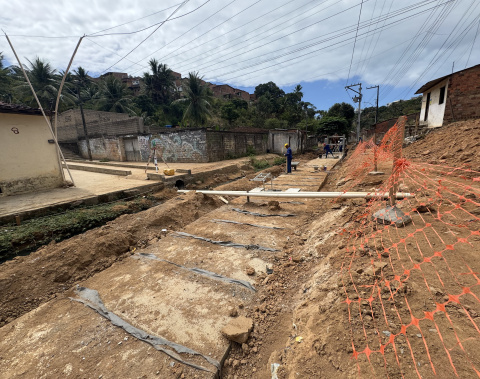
[222,120,480,378]
[0,156,286,328]
[404,118,480,167]
[2,125,480,379]
[0,191,224,327]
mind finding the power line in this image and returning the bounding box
[127,0,266,75]
[160,0,303,72]
[215,2,446,83]
[88,3,183,36]
[199,0,444,79]
[87,0,209,38]
[120,0,238,74]
[171,0,336,73]
[100,1,190,74]
[346,0,365,85]
[186,0,367,75]
[465,19,480,68]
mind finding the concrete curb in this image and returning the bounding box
[62,164,132,176]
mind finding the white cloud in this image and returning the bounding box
[1,0,479,103]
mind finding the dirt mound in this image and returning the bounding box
[0,192,223,327]
[404,119,480,167]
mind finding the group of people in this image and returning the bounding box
[283,140,343,174]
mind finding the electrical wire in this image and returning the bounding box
[88,3,183,36]
[120,0,238,73]
[170,0,335,73]
[346,0,365,85]
[465,19,480,68]
[87,0,209,38]
[100,1,190,74]
[215,2,446,83]
[126,0,265,75]
[198,0,446,80]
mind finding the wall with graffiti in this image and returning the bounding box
[145,129,208,163]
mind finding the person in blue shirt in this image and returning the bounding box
[284,143,292,173]
[323,143,334,158]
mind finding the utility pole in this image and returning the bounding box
[367,85,380,172]
[367,85,379,125]
[345,83,362,141]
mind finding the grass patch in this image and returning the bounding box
[250,157,271,171]
[0,198,155,262]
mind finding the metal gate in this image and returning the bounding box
[124,138,141,161]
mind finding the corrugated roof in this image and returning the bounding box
[415,63,480,94]
[0,102,49,116]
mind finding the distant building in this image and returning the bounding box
[415,63,480,127]
[0,102,64,195]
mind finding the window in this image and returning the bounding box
[439,86,446,104]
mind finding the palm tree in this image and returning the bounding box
[95,75,135,115]
[14,57,69,110]
[143,59,175,105]
[179,72,212,127]
[0,52,13,103]
[72,66,94,160]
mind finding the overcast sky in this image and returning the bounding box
[1,0,479,110]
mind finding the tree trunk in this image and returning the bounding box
[79,102,92,161]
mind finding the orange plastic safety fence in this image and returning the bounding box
[336,117,480,377]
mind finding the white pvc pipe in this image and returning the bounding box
[177,190,412,199]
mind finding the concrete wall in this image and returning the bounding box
[206,131,268,161]
[78,137,125,161]
[443,65,480,124]
[148,129,207,163]
[268,130,304,154]
[419,79,449,128]
[57,109,144,142]
[0,113,63,195]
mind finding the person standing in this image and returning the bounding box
[324,143,334,158]
[284,143,292,173]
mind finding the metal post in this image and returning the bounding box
[388,116,407,206]
[367,85,380,171]
[357,83,362,142]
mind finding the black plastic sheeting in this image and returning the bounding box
[231,208,296,217]
[138,253,256,292]
[174,231,280,252]
[210,219,285,230]
[71,286,220,373]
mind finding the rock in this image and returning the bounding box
[232,359,240,368]
[221,316,254,344]
[292,255,302,263]
[242,343,249,353]
[246,266,256,276]
[365,261,387,276]
[268,201,281,211]
[229,307,238,317]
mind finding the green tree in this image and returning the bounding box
[254,81,285,115]
[327,102,355,125]
[95,76,135,114]
[143,59,175,105]
[317,116,350,135]
[14,57,71,110]
[221,102,239,125]
[0,53,13,103]
[179,72,212,127]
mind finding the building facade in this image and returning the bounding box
[416,63,480,127]
[0,103,64,196]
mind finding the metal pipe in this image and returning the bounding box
[177,190,412,199]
